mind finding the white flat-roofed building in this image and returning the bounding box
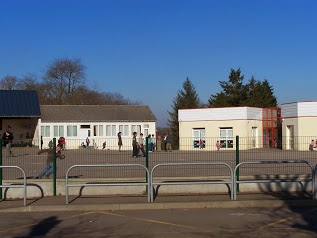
[281,101,317,150]
[178,107,264,150]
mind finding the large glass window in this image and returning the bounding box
[106,125,116,136]
[219,127,233,148]
[131,125,141,136]
[119,125,129,136]
[192,128,205,148]
[41,126,50,137]
[67,125,77,137]
[93,125,104,136]
[54,126,64,137]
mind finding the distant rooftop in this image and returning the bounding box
[0,90,41,117]
[40,105,157,122]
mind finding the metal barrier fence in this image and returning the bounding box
[1,137,317,181]
[233,160,314,200]
[0,166,27,206]
[150,162,234,202]
[65,164,150,204]
[314,165,317,200]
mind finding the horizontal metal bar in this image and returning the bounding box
[67,183,148,187]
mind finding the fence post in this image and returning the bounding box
[0,139,2,200]
[145,137,149,192]
[53,138,56,196]
[236,135,240,192]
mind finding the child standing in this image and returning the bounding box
[216,141,221,151]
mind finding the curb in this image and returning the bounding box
[1,199,317,213]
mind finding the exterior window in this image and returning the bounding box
[192,128,205,148]
[93,125,104,136]
[54,126,64,137]
[41,126,50,137]
[131,125,141,136]
[67,125,77,137]
[106,125,116,136]
[119,125,129,136]
[219,127,233,148]
[144,129,149,136]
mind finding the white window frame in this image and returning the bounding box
[119,125,129,136]
[93,125,104,137]
[131,125,141,136]
[219,127,233,149]
[67,125,77,137]
[106,125,116,136]
[54,125,64,137]
[41,126,50,138]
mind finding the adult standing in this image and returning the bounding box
[3,130,14,157]
[156,133,162,151]
[151,134,156,152]
[147,134,152,152]
[86,137,90,147]
[166,133,172,152]
[163,134,167,151]
[138,133,146,157]
[117,132,123,152]
[132,132,138,157]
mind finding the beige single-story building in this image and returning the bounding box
[179,106,281,151]
[281,101,317,151]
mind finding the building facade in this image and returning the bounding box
[178,107,264,150]
[36,105,157,149]
[281,101,317,151]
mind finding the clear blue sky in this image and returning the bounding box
[1,0,316,127]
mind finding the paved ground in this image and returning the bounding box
[1,192,317,237]
[0,206,317,237]
[2,147,317,180]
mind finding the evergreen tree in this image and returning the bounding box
[209,68,247,107]
[245,77,277,107]
[209,68,277,108]
[168,77,200,149]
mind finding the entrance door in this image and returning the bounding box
[287,125,294,150]
[79,129,90,144]
[251,127,257,148]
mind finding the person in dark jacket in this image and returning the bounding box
[3,130,14,157]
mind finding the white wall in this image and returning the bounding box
[179,107,262,122]
[37,121,156,150]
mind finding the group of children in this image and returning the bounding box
[198,139,222,150]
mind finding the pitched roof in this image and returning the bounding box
[40,105,157,122]
[0,90,41,117]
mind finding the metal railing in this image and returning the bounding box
[233,160,314,200]
[0,166,27,206]
[65,164,150,204]
[313,164,317,200]
[150,162,234,202]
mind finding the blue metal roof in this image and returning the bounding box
[0,90,41,117]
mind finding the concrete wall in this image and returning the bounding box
[2,177,312,199]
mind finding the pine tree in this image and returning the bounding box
[245,77,277,107]
[168,77,200,149]
[209,68,277,108]
[209,68,247,107]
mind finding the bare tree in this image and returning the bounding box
[44,58,85,104]
[0,75,20,90]
[18,74,40,90]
